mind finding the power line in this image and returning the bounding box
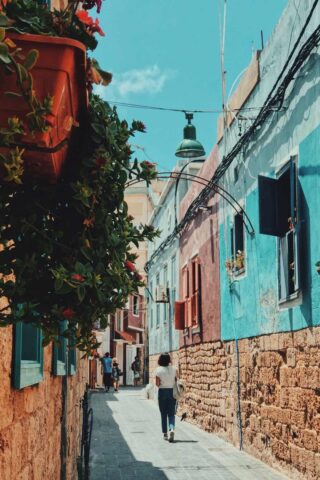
[107,100,285,115]
[145,6,320,273]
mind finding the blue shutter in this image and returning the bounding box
[258,175,281,236]
[68,347,76,375]
[289,157,296,224]
[13,322,44,389]
[52,321,67,376]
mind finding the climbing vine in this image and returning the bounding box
[0,1,158,353]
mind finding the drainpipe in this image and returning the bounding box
[235,338,243,450]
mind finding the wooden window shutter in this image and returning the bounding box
[185,297,192,328]
[191,259,200,327]
[174,301,185,330]
[182,266,188,299]
[53,320,68,376]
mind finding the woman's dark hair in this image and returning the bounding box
[158,352,171,367]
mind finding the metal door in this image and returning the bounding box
[126,344,136,385]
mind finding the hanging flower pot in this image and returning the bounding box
[0,33,88,183]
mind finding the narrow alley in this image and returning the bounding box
[89,388,289,480]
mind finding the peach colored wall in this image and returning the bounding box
[179,146,220,345]
[0,325,88,479]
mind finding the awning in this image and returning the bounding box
[114,329,136,344]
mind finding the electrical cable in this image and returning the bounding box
[127,171,254,234]
[107,100,286,115]
[145,12,320,273]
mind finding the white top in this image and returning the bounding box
[155,366,177,388]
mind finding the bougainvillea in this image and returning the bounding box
[0,94,159,353]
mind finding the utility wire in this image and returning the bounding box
[145,8,320,273]
[107,100,285,115]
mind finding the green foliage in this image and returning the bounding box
[0,94,159,353]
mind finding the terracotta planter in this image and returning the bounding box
[0,33,87,182]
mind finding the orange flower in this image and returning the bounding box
[76,10,92,25]
[76,10,105,36]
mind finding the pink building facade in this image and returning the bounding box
[178,147,220,346]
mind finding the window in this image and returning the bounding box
[171,255,176,319]
[133,295,139,316]
[163,264,168,322]
[259,157,300,301]
[53,321,67,376]
[13,322,44,389]
[167,212,172,232]
[229,213,245,274]
[116,310,122,330]
[149,281,153,329]
[181,258,201,329]
[182,264,191,328]
[156,273,160,327]
[190,257,201,328]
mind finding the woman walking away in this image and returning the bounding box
[155,352,177,443]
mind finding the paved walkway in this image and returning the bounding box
[89,387,289,480]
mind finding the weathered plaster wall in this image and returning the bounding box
[178,327,320,480]
[0,325,88,479]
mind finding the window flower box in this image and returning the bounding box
[0,33,87,182]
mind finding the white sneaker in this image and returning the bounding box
[169,430,175,443]
[163,433,168,440]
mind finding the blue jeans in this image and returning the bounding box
[158,388,176,433]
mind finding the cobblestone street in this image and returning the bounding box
[89,388,289,480]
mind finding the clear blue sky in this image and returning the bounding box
[94,0,288,171]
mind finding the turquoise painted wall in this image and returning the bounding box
[220,126,320,340]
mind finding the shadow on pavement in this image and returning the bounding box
[173,440,198,443]
[89,390,168,480]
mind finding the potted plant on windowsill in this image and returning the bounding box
[225,250,245,277]
[0,0,110,182]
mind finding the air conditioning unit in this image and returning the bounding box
[155,285,169,303]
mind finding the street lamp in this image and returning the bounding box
[175,112,205,158]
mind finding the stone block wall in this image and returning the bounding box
[175,327,320,480]
[0,325,88,479]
